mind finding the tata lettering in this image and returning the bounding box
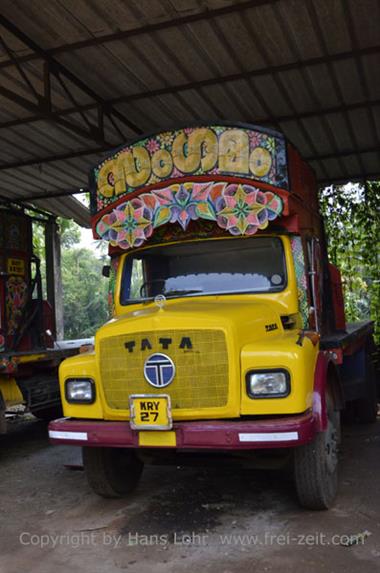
[124,337,193,353]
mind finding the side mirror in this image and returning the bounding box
[102,265,111,278]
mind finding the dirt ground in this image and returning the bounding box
[0,415,379,573]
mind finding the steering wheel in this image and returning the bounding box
[139,278,166,298]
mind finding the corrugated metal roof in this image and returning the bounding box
[0,0,379,227]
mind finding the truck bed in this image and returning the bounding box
[320,320,373,350]
[0,338,94,376]
[0,338,93,361]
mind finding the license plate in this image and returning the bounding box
[129,394,172,430]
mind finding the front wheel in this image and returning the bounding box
[294,392,340,510]
[83,447,144,498]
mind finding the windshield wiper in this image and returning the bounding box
[163,289,203,297]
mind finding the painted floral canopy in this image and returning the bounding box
[90,124,289,250]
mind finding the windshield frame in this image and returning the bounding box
[119,236,288,306]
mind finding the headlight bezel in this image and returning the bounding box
[245,369,291,399]
[65,378,96,404]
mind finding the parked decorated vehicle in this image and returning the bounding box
[0,208,92,432]
[49,123,378,509]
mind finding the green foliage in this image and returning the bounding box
[319,182,380,343]
[61,247,109,339]
[32,221,45,259]
[59,217,81,248]
[31,217,109,339]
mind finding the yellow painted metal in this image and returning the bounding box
[240,332,318,415]
[0,375,23,407]
[130,396,171,429]
[138,431,177,447]
[17,353,48,364]
[59,351,104,419]
[100,329,228,410]
[0,350,61,408]
[0,351,61,409]
[59,234,319,422]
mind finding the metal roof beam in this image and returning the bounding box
[306,145,379,162]
[99,45,380,101]
[343,3,380,160]
[0,187,88,201]
[1,97,379,132]
[305,1,368,180]
[0,145,112,171]
[0,32,40,100]
[0,44,378,131]
[0,1,281,69]
[0,84,110,143]
[0,15,142,135]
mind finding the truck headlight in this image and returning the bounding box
[65,378,96,404]
[246,370,290,398]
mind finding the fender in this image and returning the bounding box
[313,351,342,431]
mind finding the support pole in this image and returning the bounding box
[45,217,64,340]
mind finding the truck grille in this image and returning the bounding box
[99,329,228,410]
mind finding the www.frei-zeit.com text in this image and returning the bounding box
[19,530,372,549]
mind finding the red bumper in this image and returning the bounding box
[49,412,317,450]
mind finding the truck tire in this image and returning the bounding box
[356,350,378,424]
[83,447,144,498]
[294,391,340,510]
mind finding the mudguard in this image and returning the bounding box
[313,351,342,431]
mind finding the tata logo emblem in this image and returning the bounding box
[144,353,175,388]
[154,294,166,309]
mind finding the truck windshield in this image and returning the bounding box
[120,237,286,304]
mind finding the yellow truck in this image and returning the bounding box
[49,123,378,509]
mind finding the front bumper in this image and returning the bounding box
[49,412,317,450]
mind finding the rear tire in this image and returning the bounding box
[83,447,144,498]
[294,391,340,510]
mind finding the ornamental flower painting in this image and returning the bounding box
[96,181,283,249]
[96,197,153,249]
[215,184,282,235]
[6,276,28,334]
[152,182,217,230]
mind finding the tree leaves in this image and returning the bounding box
[62,247,109,339]
[33,217,108,339]
[319,182,380,343]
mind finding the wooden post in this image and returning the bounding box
[45,217,64,340]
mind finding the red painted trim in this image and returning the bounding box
[49,412,316,450]
[312,351,332,431]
